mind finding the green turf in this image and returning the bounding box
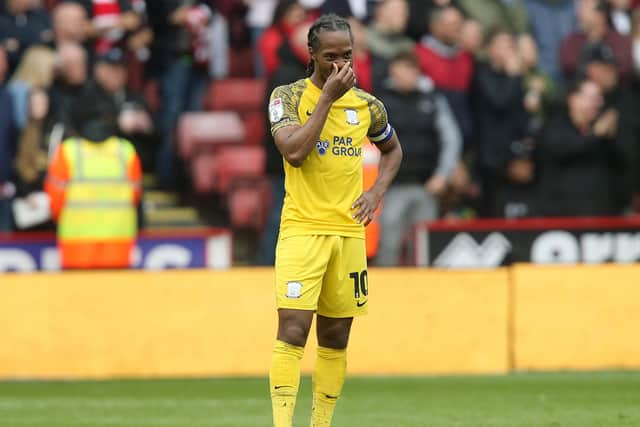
[0,372,639,426]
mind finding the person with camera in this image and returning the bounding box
[538,77,625,216]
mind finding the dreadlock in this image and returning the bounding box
[306,14,353,77]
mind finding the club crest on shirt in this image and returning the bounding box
[269,98,284,123]
[316,140,329,155]
[345,108,359,125]
[286,281,302,298]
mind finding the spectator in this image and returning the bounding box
[494,134,540,218]
[0,0,53,73]
[366,0,415,90]
[457,0,530,35]
[44,92,142,269]
[459,17,484,53]
[13,88,55,231]
[146,0,214,189]
[319,0,368,19]
[348,16,373,93]
[632,8,640,74]
[243,0,277,76]
[519,34,555,134]
[607,0,635,35]
[582,43,640,212]
[68,0,142,53]
[559,0,633,83]
[415,6,474,145]
[472,28,531,217]
[244,0,277,41]
[207,5,231,80]
[0,47,17,231]
[51,1,91,46]
[7,45,57,131]
[48,41,89,134]
[125,0,153,61]
[374,52,462,266]
[258,20,310,266]
[524,0,577,84]
[457,0,537,74]
[89,47,157,173]
[511,37,552,217]
[439,160,478,218]
[121,1,154,91]
[406,0,459,41]
[538,78,623,216]
[258,0,307,81]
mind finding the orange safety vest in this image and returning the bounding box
[363,141,381,259]
[45,137,141,269]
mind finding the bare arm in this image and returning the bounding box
[273,63,356,167]
[272,95,333,167]
[352,133,402,225]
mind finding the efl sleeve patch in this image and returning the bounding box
[269,98,284,123]
[269,84,302,136]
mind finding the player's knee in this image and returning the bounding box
[317,325,350,349]
[318,335,349,350]
[278,321,310,347]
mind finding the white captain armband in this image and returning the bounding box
[369,124,394,144]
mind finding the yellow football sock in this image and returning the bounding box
[310,346,347,427]
[270,340,305,427]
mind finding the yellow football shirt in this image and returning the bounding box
[269,78,393,239]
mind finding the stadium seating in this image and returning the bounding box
[177,111,245,158]
[228,47,255,78]
[228,183,271,229]
[215,145,269,229]
[205,78,266,112]
[189,144,269,230]
[191,151,219,194]
[241,111,266,145]
[214,145,266,193]
[204,78,267,144]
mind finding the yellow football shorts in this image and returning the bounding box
[275,234,369,318]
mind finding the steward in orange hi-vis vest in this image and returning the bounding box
[45,89,141,269]
[45,137,142,269]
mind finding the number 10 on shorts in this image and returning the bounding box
[349,270,368,299]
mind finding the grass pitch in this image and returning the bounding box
[0,372,639,426]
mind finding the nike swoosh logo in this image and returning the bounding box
[306,110,313,116]
[274,385,291,390]
[356,300,368,307]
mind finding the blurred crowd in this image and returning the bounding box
[2,0,640,265]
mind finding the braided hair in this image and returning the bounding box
[306,14,353,77]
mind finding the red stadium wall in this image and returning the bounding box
[1,266,639,378]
